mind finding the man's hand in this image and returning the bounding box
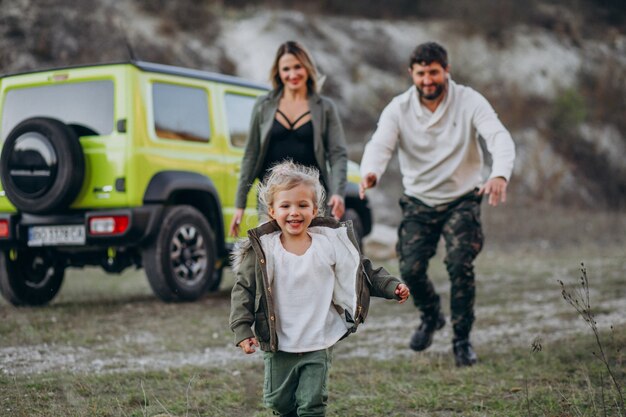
[328,194,345,220]
[238,337,259,354]
[359,173,378,199]
[478,177,508,207]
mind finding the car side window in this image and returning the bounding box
[224,93,256,148]
[152,82,211,143]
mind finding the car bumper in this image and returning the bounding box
[0,205,163,249]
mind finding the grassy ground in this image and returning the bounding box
[1,206,625,416]
[1,329,624,417]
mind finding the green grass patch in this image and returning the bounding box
[1,232,625,416]
[1,329,624,416]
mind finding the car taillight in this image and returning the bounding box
[89,216,129,235]
[0,219,8,238]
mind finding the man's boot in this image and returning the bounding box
[453,339,477,367]
[409,311,445,351]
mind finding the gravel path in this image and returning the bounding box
[2,291,624,376]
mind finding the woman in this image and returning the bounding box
[229,40,348,237]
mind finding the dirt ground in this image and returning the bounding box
[1,205,624,376]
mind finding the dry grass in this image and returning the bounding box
[0,205,625,415]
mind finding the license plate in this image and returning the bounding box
[28,225,86,247]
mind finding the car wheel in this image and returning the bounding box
[207,267,223,292]
[0,117,85,214]
[143,205,217,302]
[0,249,65,306]
[344,208,364,249]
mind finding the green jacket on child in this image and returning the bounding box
[229,216,402,352]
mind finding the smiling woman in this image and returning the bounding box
[229,41,349,237]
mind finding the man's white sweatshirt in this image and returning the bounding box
[361,79,515,206]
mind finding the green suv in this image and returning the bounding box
[0,61,371,306]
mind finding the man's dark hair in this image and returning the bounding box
[409,42,448,69]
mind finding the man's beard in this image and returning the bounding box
[417,83,445,100]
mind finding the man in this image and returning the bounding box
[359,42,515,367]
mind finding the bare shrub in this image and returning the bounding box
[558,264,625,416]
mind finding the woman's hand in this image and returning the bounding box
[229,208,245,237]
[328,194,345,220]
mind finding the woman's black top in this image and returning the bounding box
[261,110,321,182]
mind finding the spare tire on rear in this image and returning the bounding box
[0,117,85,214]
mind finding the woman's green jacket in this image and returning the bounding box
[234,89,348,209]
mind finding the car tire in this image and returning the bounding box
[143,205,217,302]
[0,117,85,214]
[207,267,223,292]
[344,208,364,249]
[0,249,65,306]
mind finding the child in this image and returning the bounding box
[229,161,409,417]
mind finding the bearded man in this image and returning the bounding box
[359,42,516,366]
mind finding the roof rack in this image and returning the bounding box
[1,60,269,90]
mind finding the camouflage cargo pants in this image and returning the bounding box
[397,190,484,341]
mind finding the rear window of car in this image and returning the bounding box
[1,80,115,140]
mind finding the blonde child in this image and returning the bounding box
[229,161,409,417]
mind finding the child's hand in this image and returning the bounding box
[395,283,410,303]
[238,337,259,354]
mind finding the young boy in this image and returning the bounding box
[230,161,409,417]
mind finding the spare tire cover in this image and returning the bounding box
[0,117,85,214]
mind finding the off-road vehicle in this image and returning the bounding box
[0,61,371,306]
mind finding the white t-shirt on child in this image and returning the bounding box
[269,232,349,352]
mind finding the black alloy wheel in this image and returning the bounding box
[143,205,217,302]
[207,266,223,292]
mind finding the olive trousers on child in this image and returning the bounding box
[263,348,333,417]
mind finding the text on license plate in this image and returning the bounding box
[28,225,86,247]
